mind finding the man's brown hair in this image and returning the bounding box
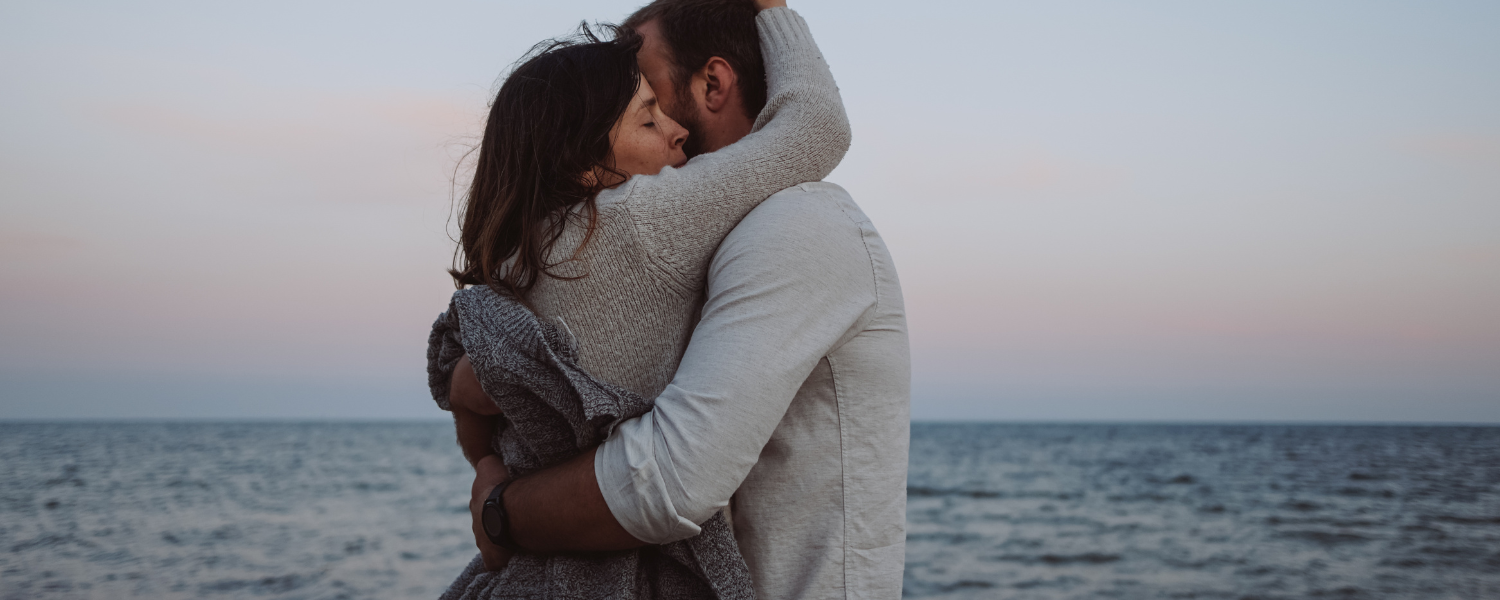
[623,0,767,119]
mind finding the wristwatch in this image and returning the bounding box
[481,479,525,552]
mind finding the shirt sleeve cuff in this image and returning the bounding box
[594,412,704,544]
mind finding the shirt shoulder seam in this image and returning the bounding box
[827,191,883,320]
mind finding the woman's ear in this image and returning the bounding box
[698,57,740,114]
[580,166,621,189]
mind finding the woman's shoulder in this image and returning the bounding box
[588,178,659,248]
[594,176,643,211]
[548,182,653,266]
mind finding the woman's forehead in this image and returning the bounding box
[633,81,657,112]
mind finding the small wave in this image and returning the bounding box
[1428,515,1500,525]
[906,486,1000,498]
[1328,519,1383,528]
[1013,575,1086,590]
[984,553,1121,565]
[903,579,997,595]
[906,532,985,544]
[1309,586,1365,597]
[1379,557,1429,569]
[1275,530,1371,545]
[906,486,1077,500]
[1418,545,1475,556]
[9,533,99,553]
[1335,487,1396,498]
[197,573,322,595]
[1106,493,1173,502]
[1282,500,1321,512]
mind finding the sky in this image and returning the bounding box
[1,1,1497,422]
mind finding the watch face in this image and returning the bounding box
[482,501,504,538]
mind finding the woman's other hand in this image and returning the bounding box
[451,354,502,467]
[754,0,787,10]
[451,355,500,415]
[470,454,514,571]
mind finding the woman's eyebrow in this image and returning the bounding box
[640,96,657,111]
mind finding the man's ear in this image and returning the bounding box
[698,57,740,114]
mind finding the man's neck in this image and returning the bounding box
[698,116,755,155]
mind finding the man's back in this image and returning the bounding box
[723,183,911,599]
[596,182,910,600]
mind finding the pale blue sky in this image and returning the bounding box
[2,1,1497,421]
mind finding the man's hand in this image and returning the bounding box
[470,454,513,571]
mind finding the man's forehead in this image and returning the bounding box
[633,18,662,39]
[633,19,671,63]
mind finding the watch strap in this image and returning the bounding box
[484,478,525,553]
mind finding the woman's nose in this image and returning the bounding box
[670,122,688,151]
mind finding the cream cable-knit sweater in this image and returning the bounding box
[525,7,850,401]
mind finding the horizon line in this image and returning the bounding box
[1,417,1495,427]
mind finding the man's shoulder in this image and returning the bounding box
[768,181,853,202]
[712,181,877,277]
[733,181,869,238]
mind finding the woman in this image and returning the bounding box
[430,0,847,597]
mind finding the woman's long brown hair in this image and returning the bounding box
[450,26,643,299]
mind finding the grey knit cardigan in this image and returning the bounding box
[427,285,755,600]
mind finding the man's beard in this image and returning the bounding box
[674,88,709,159]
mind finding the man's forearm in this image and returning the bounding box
[501,447,644,553]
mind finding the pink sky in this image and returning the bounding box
[2,0,1496,421]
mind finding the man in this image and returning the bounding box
[450,1,910,597]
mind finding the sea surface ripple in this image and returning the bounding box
[903,423,1499,599]
[1,422,1496,599]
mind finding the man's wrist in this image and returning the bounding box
[481,478,525,553]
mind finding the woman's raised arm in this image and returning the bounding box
[618,6,850,283]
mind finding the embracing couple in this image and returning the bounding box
[426,1,908,598]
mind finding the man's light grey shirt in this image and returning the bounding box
[595,182,911,600]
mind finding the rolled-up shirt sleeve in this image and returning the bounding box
[595,189,878,543]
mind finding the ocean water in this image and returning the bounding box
[1,422,1496,600]
[902,424,1499,599]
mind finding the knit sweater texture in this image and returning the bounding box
[428,287,753,600]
